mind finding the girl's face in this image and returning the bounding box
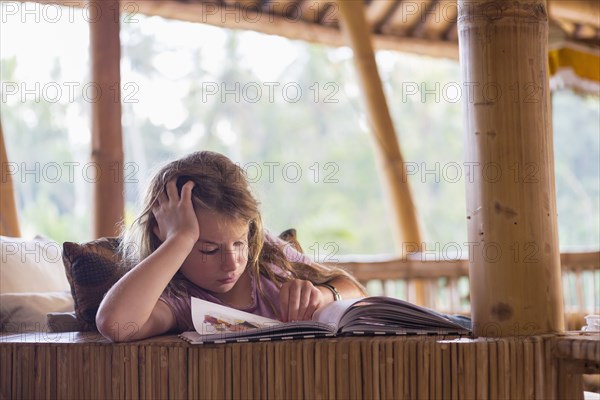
[179,209,250,296]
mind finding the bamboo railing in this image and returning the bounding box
[333,251,600,331]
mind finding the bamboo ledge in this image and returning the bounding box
[1,332,596,399]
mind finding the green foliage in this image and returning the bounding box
[1,54,92,243]
[552,91,600,250]
[1,13,598,255]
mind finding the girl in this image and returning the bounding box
[96,151,366,342]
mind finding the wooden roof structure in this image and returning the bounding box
[16,0,600,61]
[133,0,599,60]
[133,0,600,93]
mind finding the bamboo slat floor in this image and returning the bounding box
[1,331,596,399]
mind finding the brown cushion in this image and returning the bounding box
[62,237,125,331]
[278,228,304,253]
[46,311,82,333]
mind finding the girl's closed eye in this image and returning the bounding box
[200,246,219,255]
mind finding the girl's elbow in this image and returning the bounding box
[96,313,120,342]
[96,312,137,343]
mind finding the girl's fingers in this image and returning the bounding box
[279,286,289,322]
[302,287,322,320]
[296,284,311,320]
[179,181,195,203]
[287,283,300,322]
[152,179,198,243]
[155,190,168,207]
[281,281,301,322]
[280,281,322,322]
[165,179,179,202]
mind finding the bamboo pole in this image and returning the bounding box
[336,0,426,305]
[458,0,564,337]
[0,119,21,237]
[335,1,423,252]
[89,0,124,238]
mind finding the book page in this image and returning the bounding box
[312,298,360,328]
[337,296,471,334]
[184,297,336,343]
[190,297,282,336]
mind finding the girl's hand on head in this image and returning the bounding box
[152,179,199,244]
[279,279,325,322]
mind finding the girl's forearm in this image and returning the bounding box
[96,235,194,333]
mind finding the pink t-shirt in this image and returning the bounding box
[159,230,312,332]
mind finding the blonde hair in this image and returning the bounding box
[120,151,365,317]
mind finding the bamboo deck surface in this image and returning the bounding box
[1,332,596,399]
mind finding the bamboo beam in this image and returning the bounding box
[458,0,564,337]
[336,0,423,254]
[415,0,458,40]
[16,0,460,59]
[134,0,459,59]
[89,0,124,238]
[365,0,397,29]
[18,0,600,60]
[549,0,600,29]
[0,119,21,237]
[381,0,435,36]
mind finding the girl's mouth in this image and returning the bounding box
[218,276,236,284]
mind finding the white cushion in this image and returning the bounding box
[0,235,70,293]
[0,291,74,332]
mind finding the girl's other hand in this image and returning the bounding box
[152,179,199,244]
[279,279,326,322]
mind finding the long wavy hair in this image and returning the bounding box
[119,151,365,317]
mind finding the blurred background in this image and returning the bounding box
[1,4,598,257]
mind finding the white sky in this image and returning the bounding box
[0,2,401,149]
[0,2,307,130]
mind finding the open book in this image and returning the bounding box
[180,296,471,344]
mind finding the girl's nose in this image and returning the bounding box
[221,249,238,271]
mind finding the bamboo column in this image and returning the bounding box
[336,1,423,253]
[90,0,124,238]
[458,0,564,336]
[0,119,21,237]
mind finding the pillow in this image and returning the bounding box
[0,235,70,293]
[0,291,74,333]
[62,237,125,331]
[278,228,304,253]
[46,311,83,333]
